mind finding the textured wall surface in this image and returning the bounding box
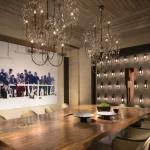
[97,52,150,107]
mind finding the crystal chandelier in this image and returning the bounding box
[84,6,121,71]
[22,0,79,66]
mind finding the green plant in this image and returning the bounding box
[97,103,110,107]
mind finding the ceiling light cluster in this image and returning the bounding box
[84,6,121,70]
[22,0,79,66]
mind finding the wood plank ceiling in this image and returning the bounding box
[0,0,150,44]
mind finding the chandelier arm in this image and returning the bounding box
[66,24,73,42]
[31,52,48,66]
[48,55,63,67]
[47,0,49,19]
[47,51,55,60]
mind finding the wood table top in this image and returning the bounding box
[0,105,150,150]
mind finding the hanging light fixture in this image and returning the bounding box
[121,94,124,103]
[84,6,121,70]
[124,56,128,63]
[134,55,138,61]
[143,54,148,60]
[134,80,138,89]
[22,0,79,66]
[120,68,124,76]
[139,95,143,103]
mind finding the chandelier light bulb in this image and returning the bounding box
[31,40,34,43]
[53,31,56,35]
[34,10,36,14]
[25,20,28,24]
[115,41,118,44]
[41,43,44,46]
[107,21,111,24]
[105,39,108,42]
[107,60,111,64]
[40,10,43,13]
[71,12,74,16]
[61,43,64,47]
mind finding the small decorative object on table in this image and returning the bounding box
[113,109,119,114]
[97,103,111,112]
[73,113,94,123]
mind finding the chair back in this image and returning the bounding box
[21,110,37,118]
[119,104,126,107]
[128,127,150,139]
[141,121,150,129]
[134,105,142,108]
[45,107,54,113]
[0,115,6,121]
[112,137,145,150]
[61,103,69,109]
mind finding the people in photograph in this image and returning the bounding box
[43,75,47,95]
[0,68,6,84]
[6,68,13,83]
[10,75,17,97]
[20,73,25,83]
[16,81,25,97]
[1,82,10,98]
[29,86,37,99]
[39,76,44,96]
[51,77,55,95]
[16,73,21,84]
[24,69,29,96]
[16,74,25,97]
[46,72,52,95]
[33,72,39,84]
[28,71,33,94]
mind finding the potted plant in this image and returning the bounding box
[97,103,111,112]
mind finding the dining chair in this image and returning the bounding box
[61,103,69,109]
[112,137,150,150]
[119,104,126,107]
[141,120,150,129]
[21,110,37,118]
[0,115,6,121]
[127,126,150,139]
[134,105,142,108]
[45,107,55,113]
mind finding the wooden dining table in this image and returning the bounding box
[0,105,150,150]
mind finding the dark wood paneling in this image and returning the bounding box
[91,66,96,104]
[64,57,69,105]
[120,43,150,56]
